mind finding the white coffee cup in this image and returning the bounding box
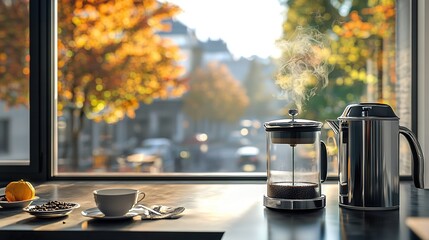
[93,188,145,216]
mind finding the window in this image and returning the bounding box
[0,1,50,180]
[0,0,30,165]
[0,0,424,183]
[53,0,416,177]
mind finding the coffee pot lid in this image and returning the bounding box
[264,109,322,132]
[338,103,399,120]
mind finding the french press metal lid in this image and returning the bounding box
[264,109,322,145]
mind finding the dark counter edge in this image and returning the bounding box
[0,230,224,240]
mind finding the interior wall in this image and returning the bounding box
[417,0,429,185]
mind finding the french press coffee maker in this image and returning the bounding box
[263,110,328,210]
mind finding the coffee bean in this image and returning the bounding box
[29,200,77,212]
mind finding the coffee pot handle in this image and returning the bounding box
[321,141,328,183]
[399,126,425,189]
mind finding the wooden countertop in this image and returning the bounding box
[0,181,428,240]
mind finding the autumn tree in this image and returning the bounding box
[331,2,396,105]
[183,62,249,133]
[58,0,186,170]
[278,0,395,121]
[0,0,29,107]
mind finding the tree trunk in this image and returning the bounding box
[71,127,80,171]
[68,107,85,171]
[377,38,384,101]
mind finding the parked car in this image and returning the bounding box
[125,150,162,173]
[179,133,209,166]
[236,146,261,172]
[126,138,175,172]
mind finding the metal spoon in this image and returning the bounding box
[133,204,162,215]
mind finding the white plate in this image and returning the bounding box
[0,196,40,209]
[23,202,80,218]
[81,207,139,220]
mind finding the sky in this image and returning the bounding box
[164,0,285,59]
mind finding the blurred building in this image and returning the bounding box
[0,103,29,161]
[201,38,233,64]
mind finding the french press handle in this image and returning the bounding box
[320,141,328,182]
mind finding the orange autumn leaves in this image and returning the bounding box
[330,0,396,90]
[334,4,395,39]
[0,0,30,107]
[330,0,396,106]
[58,0,186,123]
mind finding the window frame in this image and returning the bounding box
[0,0,52,182]
[2,0,422,182]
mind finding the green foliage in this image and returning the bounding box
[0,0,29,107]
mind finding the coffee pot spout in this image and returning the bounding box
[326,120,340,134]
[399,126,427,189]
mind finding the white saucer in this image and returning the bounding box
[81,207,139,220]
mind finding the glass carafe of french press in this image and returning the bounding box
[263,110,328,210]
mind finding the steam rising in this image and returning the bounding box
[276,27,332,112]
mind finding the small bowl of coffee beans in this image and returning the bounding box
[23,200,80,218]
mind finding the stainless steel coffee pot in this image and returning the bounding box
[327,103,426,210]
